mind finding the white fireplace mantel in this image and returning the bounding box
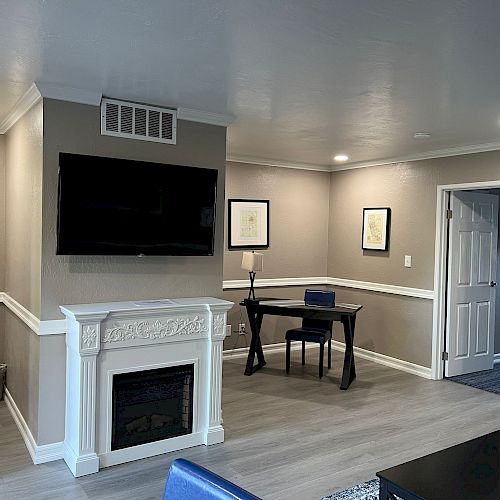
[60,297,233,477]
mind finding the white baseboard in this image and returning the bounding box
[223,341,432,379]
[494,353,500,365]
[4,388,64,464]
[330,341,432,379]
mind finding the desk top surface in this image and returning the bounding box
[377,430,500,499]
[240,298,362,316]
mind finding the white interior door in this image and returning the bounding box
[445,191,498,377]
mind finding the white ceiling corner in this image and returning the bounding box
[177,108,234,127]
[35,82,103,107]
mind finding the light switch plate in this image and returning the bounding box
[226,324,231,337]
[405,255,412,268]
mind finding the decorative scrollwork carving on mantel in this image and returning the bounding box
[102,315,208,343]
[212,314,225,339]
[82,325,97,349]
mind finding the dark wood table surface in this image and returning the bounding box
[240,298,362,390]
[377,430,500,499]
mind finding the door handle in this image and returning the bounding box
[490,281,497,287]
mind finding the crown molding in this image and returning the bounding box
[35,82,102,106]
[0,83,42,134]
[228,141,500,173]
[177,107,234,127]
[330,141,500,172]
[226,154,331,172]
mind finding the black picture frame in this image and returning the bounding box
[362,207,391,251]
[228,199,270,249]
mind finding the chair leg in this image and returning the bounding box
[302,341,306,365]
[286,339,291,374]
[328,338,332,369]
[319,342,324,379]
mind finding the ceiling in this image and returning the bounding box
[2,0,500,169]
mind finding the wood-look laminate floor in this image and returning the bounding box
[1,349,500,500]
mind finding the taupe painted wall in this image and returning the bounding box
[3,309,40,440]
[0,136,5,362]
[224,162,330,281]
[41,99,227,319]
[223,285,328,349]
[33,98,227,444]
[329,151,500,367]
[1,102,43,439]
[0,134,5,292]
[496,222,500,353]
[4,101,43,315]
[223,162,330,350]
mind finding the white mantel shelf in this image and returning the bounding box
[60,297,233,477]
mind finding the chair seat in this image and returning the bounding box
[285,327,332,343]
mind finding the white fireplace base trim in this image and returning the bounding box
[60,297,233,477]
[100,431,205,469]
[64,443,99,477]
[204,425,225,446]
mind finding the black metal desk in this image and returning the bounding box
[241,298,363,390]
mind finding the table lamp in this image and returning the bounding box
[241,251,263,300]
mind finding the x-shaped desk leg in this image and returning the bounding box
[244,306,266,375]
[340,314,356,390]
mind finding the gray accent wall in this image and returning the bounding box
[41,99,227,320]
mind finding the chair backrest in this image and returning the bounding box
[164,458,261,500]
[302,289,335,332]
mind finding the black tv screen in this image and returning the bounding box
[57,153,218,256]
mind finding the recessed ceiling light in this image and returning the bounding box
[414,131,431,139]
[333,154,349,162]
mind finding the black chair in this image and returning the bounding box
[285,290,335,379]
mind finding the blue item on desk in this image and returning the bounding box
[304,289,335,308]
[164,458,261,500]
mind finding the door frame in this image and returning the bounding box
[432,180,500,380]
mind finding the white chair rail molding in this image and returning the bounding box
[59,296,233,477]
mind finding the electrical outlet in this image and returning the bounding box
[238,323,246,335]
[226,324,231,337]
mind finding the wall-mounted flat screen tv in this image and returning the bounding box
[57,153,218,256]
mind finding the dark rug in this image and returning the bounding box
[448,364,500,395]
[321,478,379,500]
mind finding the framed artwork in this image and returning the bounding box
[362,207,391,251]
[228,199,269,249]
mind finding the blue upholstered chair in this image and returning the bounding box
[164,458,261,500]
[285,289,335,379]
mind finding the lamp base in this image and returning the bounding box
[248,271,256,300]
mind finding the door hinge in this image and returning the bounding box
[442,351,449,361]
[446,209,453,219]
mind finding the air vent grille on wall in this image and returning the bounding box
[101,98,177,144]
